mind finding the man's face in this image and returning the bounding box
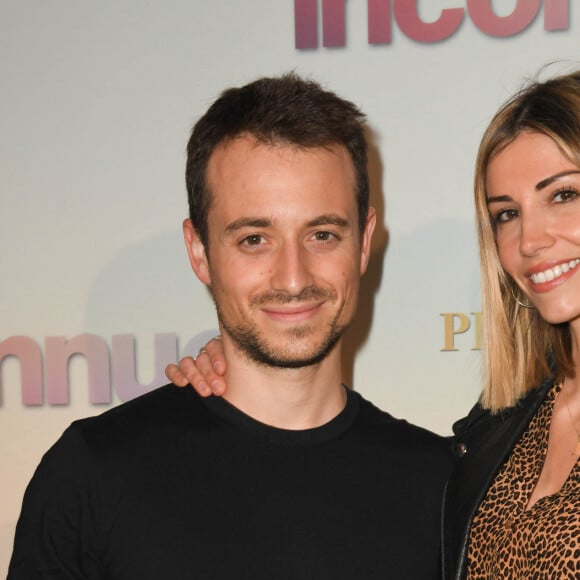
[184,135,375,368]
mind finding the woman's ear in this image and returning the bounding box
[183,219,211,285]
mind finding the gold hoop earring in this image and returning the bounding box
[510,286,535,309]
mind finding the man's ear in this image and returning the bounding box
[183,219,211,285]
[359,207,376,276]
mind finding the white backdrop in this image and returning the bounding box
[1,0,578,572]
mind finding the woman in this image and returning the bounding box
[166,70,580,578]
[442,71,580,578]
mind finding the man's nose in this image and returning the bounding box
[270,242,314,295]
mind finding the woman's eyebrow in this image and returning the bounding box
[535,169,580,191]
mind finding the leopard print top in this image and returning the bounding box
[467,383,580,579]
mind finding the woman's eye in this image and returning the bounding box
[553,188,579,203]
[493,208,518,224]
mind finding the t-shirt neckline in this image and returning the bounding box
[201,385,359,447]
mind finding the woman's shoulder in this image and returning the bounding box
[452,376,554,442]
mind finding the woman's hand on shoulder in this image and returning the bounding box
[164,336,227,396]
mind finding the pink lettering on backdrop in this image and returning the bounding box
[295,0,318,49]
[112,334,177,402]
[0,336,43,405]
[323,0,346,46]
[467,0,541,37]
[544,0,570,30]
[368,0,391,44]
[294,0,347,48]
[0,332,215,407]
[45,335,111,405]
[394,0,463,43]
[295,0,570,48]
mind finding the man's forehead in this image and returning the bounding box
[204,134,358,228]
[209,133,350,162]
[205,135,355,192]
[210,143,353,186]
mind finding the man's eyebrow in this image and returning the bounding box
[535,170,580,191]
[223,214,350,233]
[224,217,272,234]
[306,214,350,228]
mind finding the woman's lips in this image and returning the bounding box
[526,258,580,291]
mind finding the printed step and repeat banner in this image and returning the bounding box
[1,0,577,570]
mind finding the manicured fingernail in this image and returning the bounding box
[212,380,225,394]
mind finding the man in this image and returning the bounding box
[9,74,452,579]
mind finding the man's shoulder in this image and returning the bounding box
[65,384,208,454]
[352,390,452,454]
[79,382,198,421]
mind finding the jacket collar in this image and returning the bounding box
[442,377,553,580]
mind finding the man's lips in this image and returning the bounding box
[261,302,323,322]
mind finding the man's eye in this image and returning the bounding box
[241,234,264,246]
[313,231,336,241]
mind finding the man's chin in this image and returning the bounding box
[221,320,343,369]
[250,353,324,369]
[241,338,341,369]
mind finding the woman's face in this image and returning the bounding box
[486,131,580,326]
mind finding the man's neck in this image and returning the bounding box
[220,341,346,431]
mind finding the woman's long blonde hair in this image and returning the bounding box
[476,70,580,411]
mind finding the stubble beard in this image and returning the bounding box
[215,287,346,369]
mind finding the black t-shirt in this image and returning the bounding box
[9,384,452,579]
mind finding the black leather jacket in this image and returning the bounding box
[441,376,553,580]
